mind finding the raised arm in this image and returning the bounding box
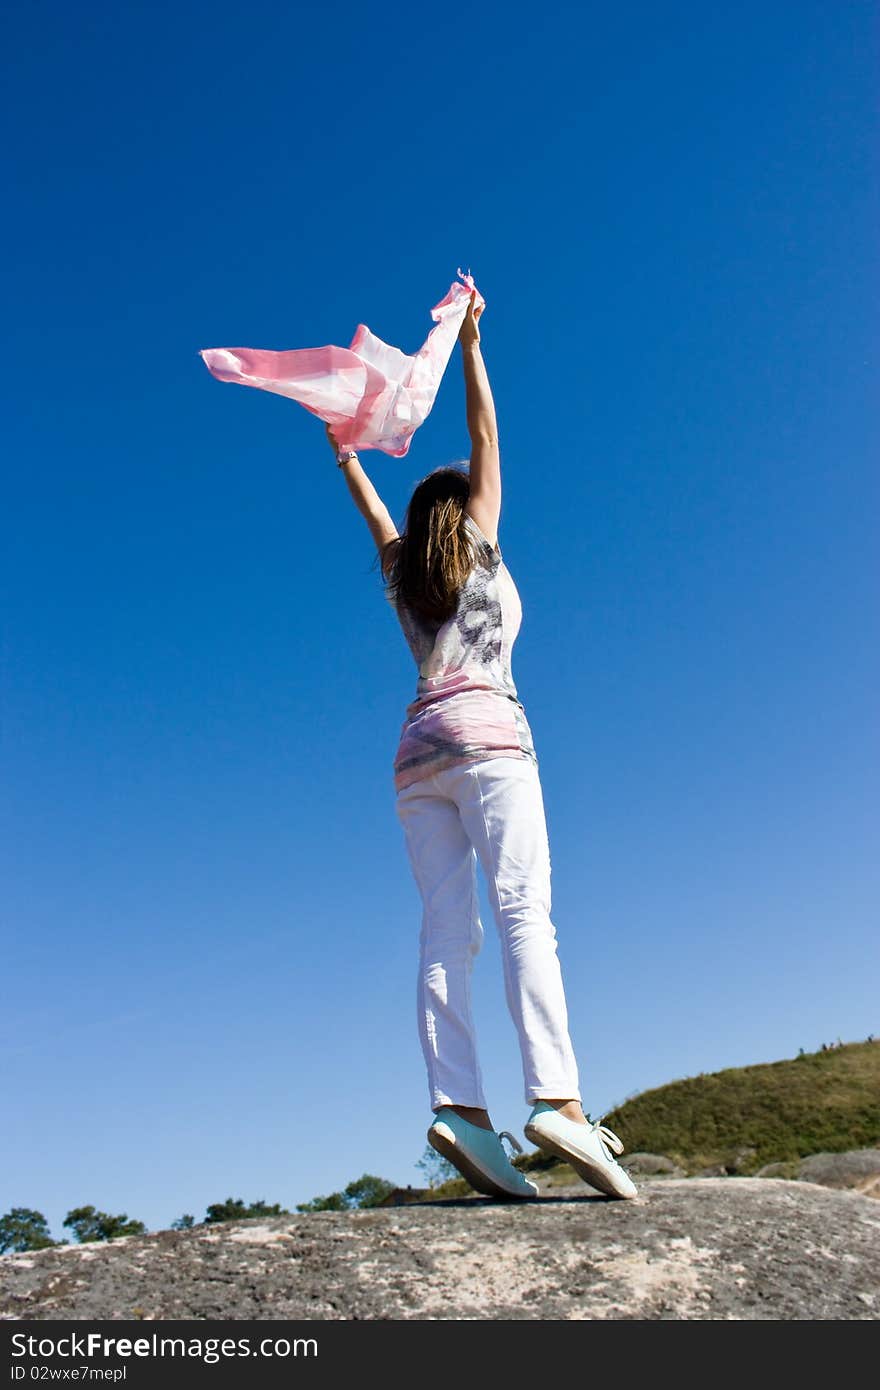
[325,424,399,573]
[459,291,501,549]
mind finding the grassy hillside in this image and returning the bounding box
[572,1041,880,1176]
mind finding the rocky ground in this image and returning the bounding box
[2,1176,879,1321]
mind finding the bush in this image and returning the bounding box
[0,1208,59,1253]
[63,1206,146,1243]
[297,1173,395,1213]
[203,1198,289,1225]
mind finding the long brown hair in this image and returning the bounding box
[381,465,481,624]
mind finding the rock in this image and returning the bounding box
[1,1179,878,1321]
[798,1149,880,1192]
[623,1154,685,1176]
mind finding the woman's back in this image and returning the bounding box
[388,513,537,790]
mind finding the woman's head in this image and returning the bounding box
[382,464,480,624]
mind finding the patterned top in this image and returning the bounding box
[387,513,538,791]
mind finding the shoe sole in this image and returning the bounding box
[428,1123,537,1200]
[524,1123,637,1200]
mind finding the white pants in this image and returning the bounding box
[395,755,582,1111]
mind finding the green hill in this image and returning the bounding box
[558,1041,880,1176]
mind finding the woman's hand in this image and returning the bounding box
[325,421,339,454]
[458,289,484,348]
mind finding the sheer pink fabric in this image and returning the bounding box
[199,269,485,457]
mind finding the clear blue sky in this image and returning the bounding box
[3,1,877,1240]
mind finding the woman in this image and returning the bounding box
[326,292,636,1201]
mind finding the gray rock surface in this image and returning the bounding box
[753,1149,880,1195]
[620,1154,685,1176]
[2,1179,879,1321]
[798,1149,880,1194]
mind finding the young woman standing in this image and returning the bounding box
[326,292,636,1201]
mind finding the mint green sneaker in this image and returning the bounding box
[428,1109,539,1200]
[524,1101,638,1199]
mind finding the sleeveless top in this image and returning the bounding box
[386,513,538,791]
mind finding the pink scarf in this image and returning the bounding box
[200,269,485,457]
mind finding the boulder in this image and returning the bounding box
[623,1153,685,1176]
[798,1149,880,1191]
[2,1178,877,1321]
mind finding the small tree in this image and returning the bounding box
[0,1207,59,1253]
[203,1197,289,1225]
[343,1174,395,1209]
[170,1214,196,1230]
[63,1206,146,1243]
[296,1173,396,1213]
[416,1144,457,1189]
[296,1191,349,1213]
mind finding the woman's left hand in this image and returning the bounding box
[458,290,484,348]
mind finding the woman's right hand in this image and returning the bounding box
[458,289,484,348]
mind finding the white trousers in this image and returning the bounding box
[395,755,582,1111]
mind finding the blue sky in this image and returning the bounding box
[3,0,877,1240]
